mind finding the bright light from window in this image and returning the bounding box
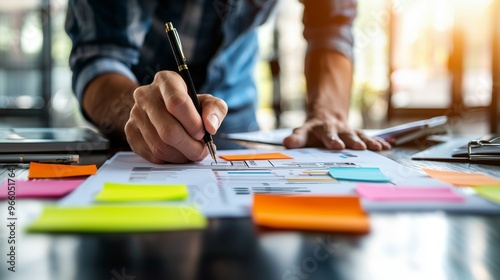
[20,14,42,55]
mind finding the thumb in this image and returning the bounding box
[283,127,308,148]
[199,94,228,135]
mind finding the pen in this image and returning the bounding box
[0,154,79,164]
[165,22,218,163]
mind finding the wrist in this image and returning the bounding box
[83,73,138,145]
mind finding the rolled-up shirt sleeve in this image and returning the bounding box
[65,0,150,104]
[302,0,357,61]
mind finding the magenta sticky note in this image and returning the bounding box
[0,179,84,199]
[356,183,464,202]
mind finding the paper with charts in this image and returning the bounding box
[59,148,500,217]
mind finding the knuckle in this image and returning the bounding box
[133,87,147,103]
[154,71,185,91]
[153,70,169,84]
[165,93,189,110]
[133,87,144,101]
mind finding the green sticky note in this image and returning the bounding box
[28,205,207,232]
[475,185,500,204]
[95,182,188,202]
[328,167,391,182]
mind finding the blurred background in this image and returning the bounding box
[0,0,499,134]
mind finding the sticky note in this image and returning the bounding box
[423,169,500,187]
[356,183,464,202]
[328,167,390,182]
[29,162,97,179]
[28,205,207,233]
[219,152,293,161]
[95,182,188,202]
[0,179,84,199]
[252,195,370,233]
[475,185,500,204]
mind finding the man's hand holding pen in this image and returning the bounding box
[124,71,228,164]
[125,22,226,164]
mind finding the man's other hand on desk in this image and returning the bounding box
[283,116,391,151]
[124,71,228,164]
[282,51,391,152]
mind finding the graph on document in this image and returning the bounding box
[198,160,359,169]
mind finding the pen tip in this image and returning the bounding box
[207,141,218,164]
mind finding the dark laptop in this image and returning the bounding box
[0,127,109,153]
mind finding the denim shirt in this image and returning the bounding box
[66,0,356,132]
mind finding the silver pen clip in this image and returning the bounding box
[173,28,186,62]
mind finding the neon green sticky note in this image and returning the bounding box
[95,182,188,202]
[28,205,207,232]
[475,185,500,204]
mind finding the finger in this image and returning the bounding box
[134,85,208,161]
[373,136,392,150]
[134,105,191,163]
[356,130,385,151]
[154,71,205,140]
[312,124,346,150]
[125,109,165,164]
[199,94,228,135]
[338,132,367,150]
[283,126,310,148]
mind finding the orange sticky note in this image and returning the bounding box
[29,162,97,179]
[423,169,500,187]
[220,152,292,161]
[252,195,370,233]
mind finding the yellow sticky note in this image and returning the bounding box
[95,182,188,202]
[28,205,206,232]
[475,185,500,204]
[220,152,293,161]
[423,169,500,187]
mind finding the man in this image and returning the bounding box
[66,0,390,164]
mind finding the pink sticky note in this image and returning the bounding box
[356,183,464,202]
[0,179,84,199]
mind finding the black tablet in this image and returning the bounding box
[0,127,109,153]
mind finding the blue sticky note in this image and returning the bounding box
[328,167,391,182]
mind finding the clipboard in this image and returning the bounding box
[411,134,500,164]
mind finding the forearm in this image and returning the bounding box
[305,50,353,123]
[82,73,138,146]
